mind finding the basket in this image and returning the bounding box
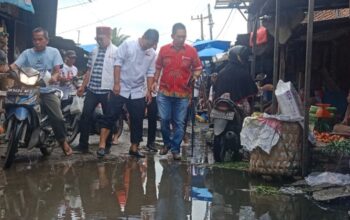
[249,121,302,176]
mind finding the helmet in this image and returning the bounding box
[228,45,250,65]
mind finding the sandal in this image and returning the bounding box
[159,146,170,155]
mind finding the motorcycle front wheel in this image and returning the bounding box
[3,119,23,169]
[40,145,53,156]
[65,114,80,144]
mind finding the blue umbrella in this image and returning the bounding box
[193,40,231,51]
[198,47,224,59]
[79,44,97,53]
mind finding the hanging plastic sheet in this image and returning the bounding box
[0,0,34,13]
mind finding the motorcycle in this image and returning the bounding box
[65,76,124,142]
[2,68,63,168]
[210,93,245,162]
[60,76,83,144]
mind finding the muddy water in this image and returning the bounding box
[0,155,349,220]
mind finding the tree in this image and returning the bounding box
[111,27,130,46]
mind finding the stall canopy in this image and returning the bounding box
[193,40,231,60]
[198,47,224,59]
[79,44,97,53]
[193,40,231,51]
[0,0,35,13]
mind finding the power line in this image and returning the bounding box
[58,0,94,10]
[215,8,234,39]
[58,0,149,34]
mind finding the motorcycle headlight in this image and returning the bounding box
[20,72,39,86]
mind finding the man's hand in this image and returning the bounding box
[113,83,120,95]
[146,92,152,105]
[151,81,158,93]
[77,86,85,97]
[48,74,59,84]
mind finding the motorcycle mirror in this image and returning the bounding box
[255,73,267,82]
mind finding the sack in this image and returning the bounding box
[70,96,84,114]
[275,80,304,120]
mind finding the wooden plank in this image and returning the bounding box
[272,0,280,114]
[302,0,315,177]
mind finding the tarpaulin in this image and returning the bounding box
[0,0,34,13]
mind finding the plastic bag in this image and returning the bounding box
[70,96,84,114]
[305,172,350,186]
[275,80,304,120]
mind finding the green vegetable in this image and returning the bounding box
[212,161,249,170]
[254,185,279,195]
[323,139,350,155]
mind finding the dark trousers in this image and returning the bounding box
[40,93,66,142]
[146,97,157,145]
[100,93,145,145]
[79,90,112,149]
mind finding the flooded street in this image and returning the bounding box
[0,126,349,220]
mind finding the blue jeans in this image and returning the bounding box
[157,93,189,154]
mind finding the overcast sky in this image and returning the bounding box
[56,0,247,47]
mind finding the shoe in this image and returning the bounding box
[96,148,105,158]
[146,143,158,153]
[72,145,89,154]
[159,146,170,155]
[105,147,111,155]
[129,150,145,158]
[172,152,181,160]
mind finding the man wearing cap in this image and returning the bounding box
[97,29,159,158]
[74,26,117,153]
[57,50,78,107]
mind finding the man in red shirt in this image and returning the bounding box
[152,23,202,160]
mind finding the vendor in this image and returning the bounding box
[333,90,350,134]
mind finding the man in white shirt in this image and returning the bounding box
[97,29,159,158]
[58,50,78,107]
[73,26,117,154]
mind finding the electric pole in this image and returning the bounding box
[208,3,214,40]
[191,4,214,40]
[191,14,204,40]
[77,30,80,45]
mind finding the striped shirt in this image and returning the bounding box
[87,47,110,94]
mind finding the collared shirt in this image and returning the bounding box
[156,43,202,98]
[87,47,110,94]
[115,39,156,99]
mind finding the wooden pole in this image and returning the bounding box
[271,0,280,114]
[250,18,258,79]
[302,0,315,177]
[279,45,286,80]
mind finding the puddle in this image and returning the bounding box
[0,155,349,220]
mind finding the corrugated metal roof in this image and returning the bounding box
[215,0,350,15]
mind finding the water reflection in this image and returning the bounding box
[155,161,190,220]
[0,158,349,220]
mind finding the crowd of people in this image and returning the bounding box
[9,22,203,160]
